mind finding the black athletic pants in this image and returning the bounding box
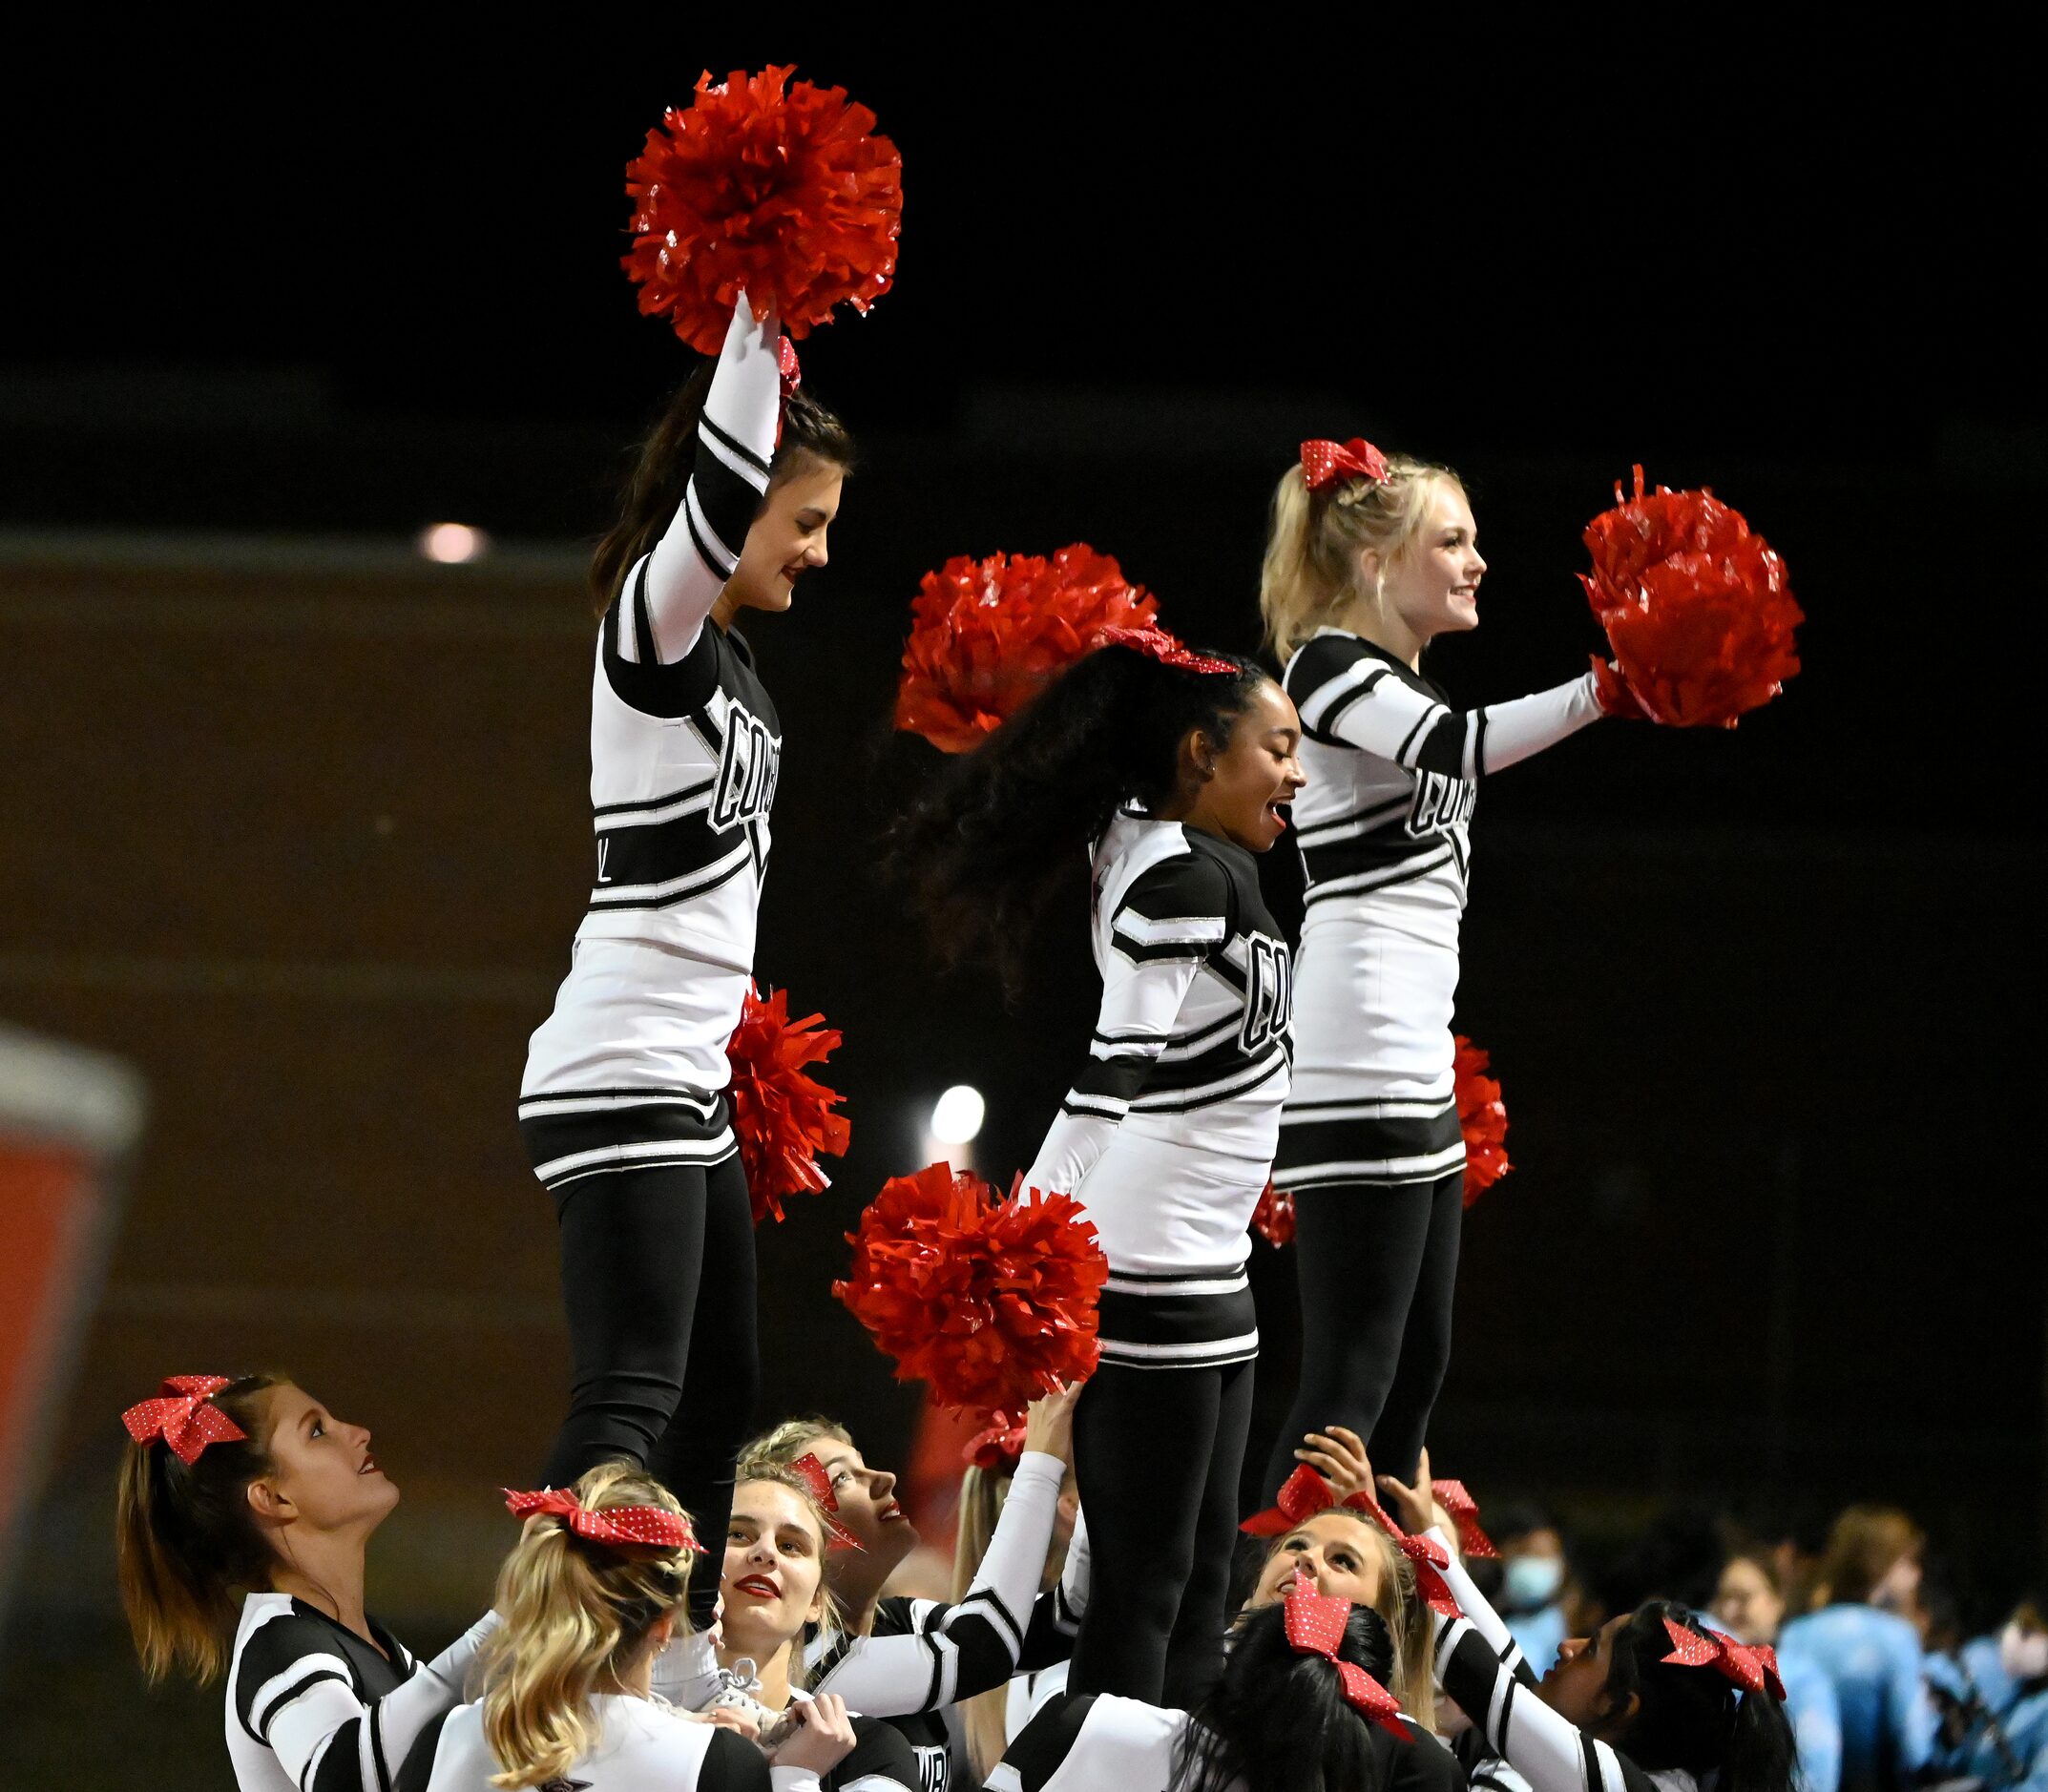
[1262,1167,1462,1495]
[543,1154,760,1627]
[1070,1355,1254,1708]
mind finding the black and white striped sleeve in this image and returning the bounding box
[236,1610,497,1792]
[807,1452,1065,1715]
[1427,1525,1539,1686]
[1018,1505,1088,1671]
[1289,637,1600,779]
[629,294,780,665]
[1022,854,1229,1198]
[986,1693,1103,1791]
[1435,1612,1661,1792]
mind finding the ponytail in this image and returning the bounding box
[589,365,858,615]
[887,643,1268,996]
[1176,1598,1396,1792]
[1259,454,1464,664]
[477,1464,694,1790]
[1606,1602,1798,1792]
[115,1373,284,1685]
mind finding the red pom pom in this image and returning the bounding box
[1579,468,1803,728]
[894,546,1160,753]
[1250,1177,1296,1247]
[623,66,904,356]
[832,1164,1109,1413]
[1453,1035,1511,1208]
[725,982,851,1225]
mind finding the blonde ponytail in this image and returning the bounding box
[1258,454,1465,664]
[477,1465,693,1790]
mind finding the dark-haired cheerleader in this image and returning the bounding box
[519,294,854,1626]
[894,629,1303,1708]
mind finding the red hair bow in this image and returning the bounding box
[1283,1579,1411,1738]
[1397,1533,1462,1618]
[786,1453,866,1552]
[1661,1618,1786,1699]
[1242,1465,1403,1540]
[1431,1479,1498,1559]
[1095,625,1238,677]
[962,1417,1027,1473]
[1301,438,1390,492]
[779,336,802,397]
[121,1375,246,1466]
[504,1487,701,1553]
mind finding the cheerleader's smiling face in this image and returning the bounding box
[721,1480,830,1659]
[1372,481,1487,644]
[722,460,844,618]
[1177,678,1307,853]
[806,1439,921,1574]
[247,1386,398,1537]
[1247,1512,1384,1610]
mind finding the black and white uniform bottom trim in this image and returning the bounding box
[1096,1264,1257,1371]
[1274,1092,1464,1193]
[518,1086,735,1191]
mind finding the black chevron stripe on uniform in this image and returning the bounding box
[588,795,750,905]
[1300,823,1460,894]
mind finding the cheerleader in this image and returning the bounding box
[743,1389,1087,1789]
[115,1373,498,1792]
[892,633,1306,1706]
[518,293,855,1628]
[1256,439,1634,1495]
[701,1468,923,1790]
[989,1585,1449,1792]
[407,1463,852,1792]
[1373,1461,1798,1792]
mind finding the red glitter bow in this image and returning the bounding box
[1661,1618,1786,1699]
[1242,1465,1403,1539]
[1431,1479,1498,1559]
[1397,1532,1461,1618]
[785,1454,865,1552]
[121,1376,246,1467]
[1095,625,1238,677]
[779,336,802,397]
[962,1417,1027,1473]
[1301,438,1391,492]
[504,1487,701,1553]
[1283,1578,1411,1738]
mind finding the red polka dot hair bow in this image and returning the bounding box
[1397,1532,1463,1618]
[121,1376,246,1466]
[1300,438,1390,492]
[786,1453,866,1552]
[1283,1578,1411,1739]
[1095,624,1238,677]
[1431,1479,1498,1559]
[779,336,802,398]
[1242,1464,1404,1540]
[962,1416,1027,1474]
[1661,1618,1787,1699]
[504,1487,702,1553]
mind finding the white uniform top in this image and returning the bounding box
[414,1694,817,1792]
[224,1592,496,1792]
[518,297,784,1191]
[1277,628,1599,1193]
[1023,813,1292,1371]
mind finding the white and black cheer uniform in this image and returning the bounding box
[1264,629,1602,1492]
[988,1688,1464,1792]
[519,296,784,1619]
[802,1451,1089,1790]
[1022,812,1292,1709]
[226,1592,497,1792]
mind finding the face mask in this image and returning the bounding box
[1505,1553,1564,1610]
[2001,1624,2048,1682]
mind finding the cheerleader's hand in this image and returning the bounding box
[1591,657,1647,720]
[1023,1383,1081,1465]
[770,1694,857,1776]
[1296,1425,1374,1502]
[1374,1444,1439,1538]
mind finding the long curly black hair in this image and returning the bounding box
[887,642,1270,996]
[1172,1597,1398,1792]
